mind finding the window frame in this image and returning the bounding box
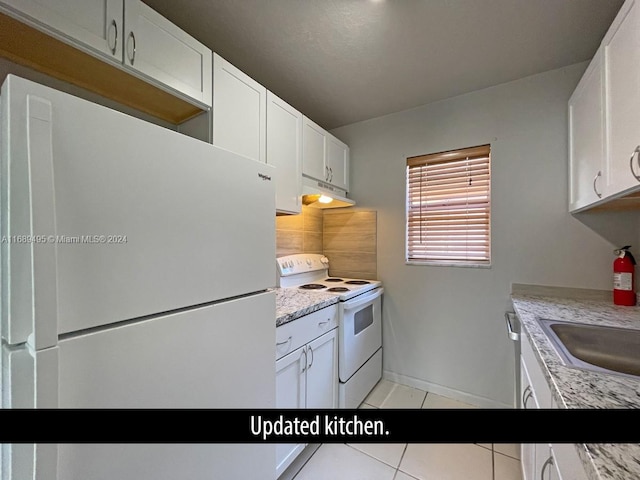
[405,144,492,268]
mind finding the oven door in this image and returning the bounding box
[338,287,384,382]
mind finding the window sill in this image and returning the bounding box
[405,261,492,269]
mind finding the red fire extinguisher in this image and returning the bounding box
[613,246,636,306]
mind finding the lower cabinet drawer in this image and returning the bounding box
[276,304,338,360]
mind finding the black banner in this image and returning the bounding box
[1,408,638,443]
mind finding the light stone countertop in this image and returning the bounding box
[511,285,640,480]
[274,287,339,327]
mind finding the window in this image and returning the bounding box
[406,144,491,266]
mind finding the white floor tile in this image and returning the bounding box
[494,451,523,480]
[364,379,396,408]
[348,443,407,468]
[294,443,396,480]
[380,384,427,409]
[494,443,521,460]
[358,402,377,409]
[421,393,476,409]
[394,471,418,480]
[399,444,493,480]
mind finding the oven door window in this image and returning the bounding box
[354,305,374,335]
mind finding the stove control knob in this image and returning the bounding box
[320,256,329,265]
[306,259,312,266]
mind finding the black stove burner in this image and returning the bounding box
[328,287,349,292]
[299,284,327,290]
[345,280,370,285]
[324,278,344,282]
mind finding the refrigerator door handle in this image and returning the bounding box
[26,94,59,350]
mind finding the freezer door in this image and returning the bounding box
[2,291,276,479]
[1,75,276,347]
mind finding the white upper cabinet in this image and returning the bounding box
[267,91,302,214]
[568,47,606,212]
[1,0,123,60]
[326,133,349,191]
[604,0,640,196]
[302,115,350,192]
[568,0,640,211]
[0,0,212,109]
[123,0,212,107]
[302,116,328,182]
[212,52,266,163]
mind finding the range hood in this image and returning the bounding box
[301,176,355,209]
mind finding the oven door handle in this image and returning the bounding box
[342,287,384,311]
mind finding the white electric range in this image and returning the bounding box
[276,253,384,408]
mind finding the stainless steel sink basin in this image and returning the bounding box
[536,318,640,378]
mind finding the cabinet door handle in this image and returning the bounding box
[630,146,640,182]
[325,165,330,182]
[522,385,533,409]
[127,31,137,65]
[318,320,330,327]
[276,336,292,347]
[593,170,602,198]
[300,349,307,374]
[540,455,554,480]
[329,167,333,182]
[108,19,118,55]
[307,345,314,370]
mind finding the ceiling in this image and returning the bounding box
[145,0,624,130]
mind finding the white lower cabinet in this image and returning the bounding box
[274,305,338,477]
[520,334,588,480]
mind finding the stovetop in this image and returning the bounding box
[276,254,381,301]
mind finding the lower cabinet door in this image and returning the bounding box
[305,329,338,409]
[275,346,307,477]
[536,445,553,480]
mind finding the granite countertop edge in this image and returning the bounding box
[511,285,640,480]
[274,287,340,327]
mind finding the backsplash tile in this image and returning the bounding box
[276,207,378,280]
[303,231,323,254]
[323,209,377,279]
[276,206,323,257]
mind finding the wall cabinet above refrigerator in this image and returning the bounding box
[0,0,212,123]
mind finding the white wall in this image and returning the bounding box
[331,63,639,407]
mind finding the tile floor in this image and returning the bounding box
[292,380,522,480]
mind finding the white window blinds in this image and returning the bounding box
[406,144,491,265]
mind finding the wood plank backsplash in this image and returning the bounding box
[276,207,378,279]
[276,206,323,256]
[324,209,377,279]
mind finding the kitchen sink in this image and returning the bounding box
[536,318,640,378]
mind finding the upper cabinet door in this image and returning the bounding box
[212,52,266,163]
[267,91,302,214]
[123,0,212,108]
[568,48,606,212]
[302,116,327,182]
[326,133,349,192]
[2,0,123,60]
[604,0,640,195]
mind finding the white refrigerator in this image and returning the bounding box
[0,75,277,479]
